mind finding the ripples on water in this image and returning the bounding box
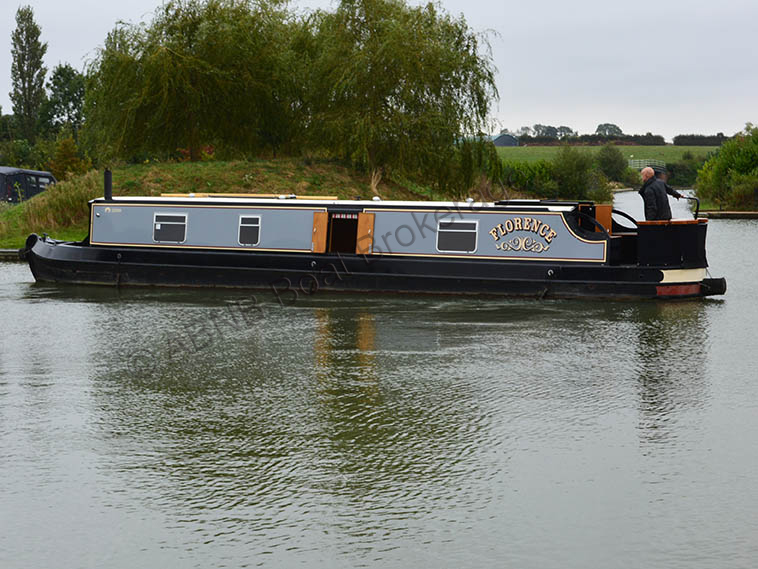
[1,217,757,568]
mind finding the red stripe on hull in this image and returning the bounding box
[656,283,702,297]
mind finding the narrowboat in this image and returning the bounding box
[23,174,726,300]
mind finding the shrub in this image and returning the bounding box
[552,145,595,199]
[500,159,555,197]
[696,124,758,209]
[587,170,612,203]
[596,144,627,181]
[728,172,758,209]
[621,167,641,188]
[666,156,705,187]
[47,136,92,181]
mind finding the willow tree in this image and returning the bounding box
[305,0,497,191]
[84,0,294,161]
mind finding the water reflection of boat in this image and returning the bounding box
[23,174,726,300]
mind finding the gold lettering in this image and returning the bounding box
[532,219,542,234]
[504,219,514,233]
[498,223,506,236]
[489,228,499,241]
[523,217,531,231]
[545,229,557,243]
[539,224,548,238]
[514,217,522,231]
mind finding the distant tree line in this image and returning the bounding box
[517,133,666,146]
[508,123,666,146]
[509,123,732,147]
[673,133,731,146]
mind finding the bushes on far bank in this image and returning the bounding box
[696,124,758,209]
[493,143,621,203]
[665,150,709,187]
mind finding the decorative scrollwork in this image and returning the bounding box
[495,236,550,253]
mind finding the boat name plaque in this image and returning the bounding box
[489,217,556,253]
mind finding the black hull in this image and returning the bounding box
[25,235,726,300]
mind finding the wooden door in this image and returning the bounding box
[312,211,328,253]
[356,212,376,254]
[594,204,612,235]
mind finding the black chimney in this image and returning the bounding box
[104,169,112,201]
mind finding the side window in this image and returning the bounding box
[153,213,187,243]
[38,176,53,188]
[436,220,478,253]
[238,216,261,246]
[25,175,39,194]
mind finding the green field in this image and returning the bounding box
[497,145,719,163]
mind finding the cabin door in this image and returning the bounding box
[356,213,375,254]
[328,213,360,253]
[312,211,328,253]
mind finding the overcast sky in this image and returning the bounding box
[1,0,756,141]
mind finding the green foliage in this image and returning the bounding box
[725,171,758,209]
[586,170,612,203]
[696,124,758,209]
[621,167,641,188]
[532,124,558,138]
[0,138,54,170]
[499,159,556,197]
[665,153,707,187]
[551,145,595,199]
[0,113,15,142]
[673,133,730,146]
[595,123,623,137]
[10,5,47,142]
[39,64,85,140]
[47,136,92,181]
[595,143,626,181]
[305,0,497,191]
[84,0,296,162]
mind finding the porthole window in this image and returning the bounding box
[436,220,478,253]
[153,213,187,243]
[238,216,261,246]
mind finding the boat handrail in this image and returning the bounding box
[611,209,638,228]
[684,195,701,219]
[575,211,610,239]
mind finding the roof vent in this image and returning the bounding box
[372,196,381,201]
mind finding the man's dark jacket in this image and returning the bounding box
[639,177,672,220]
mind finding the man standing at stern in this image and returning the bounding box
[639,166,673,220]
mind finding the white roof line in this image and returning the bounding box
[93,196,575,211]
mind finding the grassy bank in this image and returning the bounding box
[497,145,719,163]
[0,159,430,249]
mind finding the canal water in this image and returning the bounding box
[1,196,757,568]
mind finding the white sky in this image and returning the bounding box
[1,0,756,141]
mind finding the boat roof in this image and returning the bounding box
[91,195,582,212]
[0,166,56,177]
